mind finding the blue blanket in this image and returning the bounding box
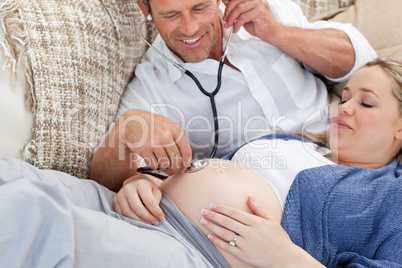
[282,159,402,267]
[226,134,402,267]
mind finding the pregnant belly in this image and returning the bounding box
[159,159,282,267]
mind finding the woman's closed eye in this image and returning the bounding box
[339,99,373,108]
[361,103,373,108]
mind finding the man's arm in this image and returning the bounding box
[222,0,360,79]
[90,109,192,192]
[265,26,354,79]
[90,126,136,192]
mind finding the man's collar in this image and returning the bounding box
[151,36,185,83]
[155,34,228,84]
[152,4,244,83]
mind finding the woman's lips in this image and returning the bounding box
[335,120,353,130]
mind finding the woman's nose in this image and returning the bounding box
[339,101,354,116]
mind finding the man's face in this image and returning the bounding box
[149,0,222,63]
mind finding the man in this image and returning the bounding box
[90,0,376,191]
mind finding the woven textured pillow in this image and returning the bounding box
[289,0,354,18]
[1,0,157,179]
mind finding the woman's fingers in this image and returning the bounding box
[200,209,244,241]
[113,194,151,223]
[199,198,278,245]
[247,195,273,220]
[114,177,164,225]
[206,233,245,256]
[139,184,165,222]
[200,214,246,258]
[200,198,306,267]
[203,201,257,226]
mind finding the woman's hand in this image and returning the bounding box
[200,196,324,267]
[113,174,165,225]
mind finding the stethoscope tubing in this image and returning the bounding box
[138,18,233,162]
[183,62,224,159]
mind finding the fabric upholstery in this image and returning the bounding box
[0,0,157,179]
[310,0,402,61]
[289,0,354,18]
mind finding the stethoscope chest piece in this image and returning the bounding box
[185,159,209,173]
[137,159,209,179]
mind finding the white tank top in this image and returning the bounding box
[231,139,335,210]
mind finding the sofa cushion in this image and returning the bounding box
[310,0,402,61]
[289,0,354,18]
[0,0,157,179]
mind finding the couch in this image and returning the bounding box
[1,0,401,179]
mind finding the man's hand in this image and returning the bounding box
[113,174,165,225]
[222,0,281,41]
[222,0,355,78]
[117,109,192,176]
[90,109,192,191]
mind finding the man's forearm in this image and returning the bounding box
[266,26,355,79]
[90,135,138,192]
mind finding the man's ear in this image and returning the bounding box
[137,0,151,20]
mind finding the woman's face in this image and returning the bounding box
[329,65,402,168]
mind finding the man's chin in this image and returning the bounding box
[181,54,208,63]
[174,47,209,63]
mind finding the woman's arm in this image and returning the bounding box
[200,195,325,267]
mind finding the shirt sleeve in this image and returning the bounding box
[268,0,377,83]
[115,75,153,120]
[303,20,377,83]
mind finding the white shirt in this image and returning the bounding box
[231,139,335,210]
[117,0,376,159]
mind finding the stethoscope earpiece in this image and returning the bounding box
[147,14,153,21]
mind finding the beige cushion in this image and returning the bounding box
[289,0,354,18]
[310,0,402,61]
[1,0,157,179]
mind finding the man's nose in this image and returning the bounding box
[180,15,199,36]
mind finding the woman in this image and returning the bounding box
[114,58,402,267]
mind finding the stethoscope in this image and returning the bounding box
[136,15,234,178]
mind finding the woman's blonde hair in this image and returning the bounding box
[365,58,402,114]
[365,58,402,161]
